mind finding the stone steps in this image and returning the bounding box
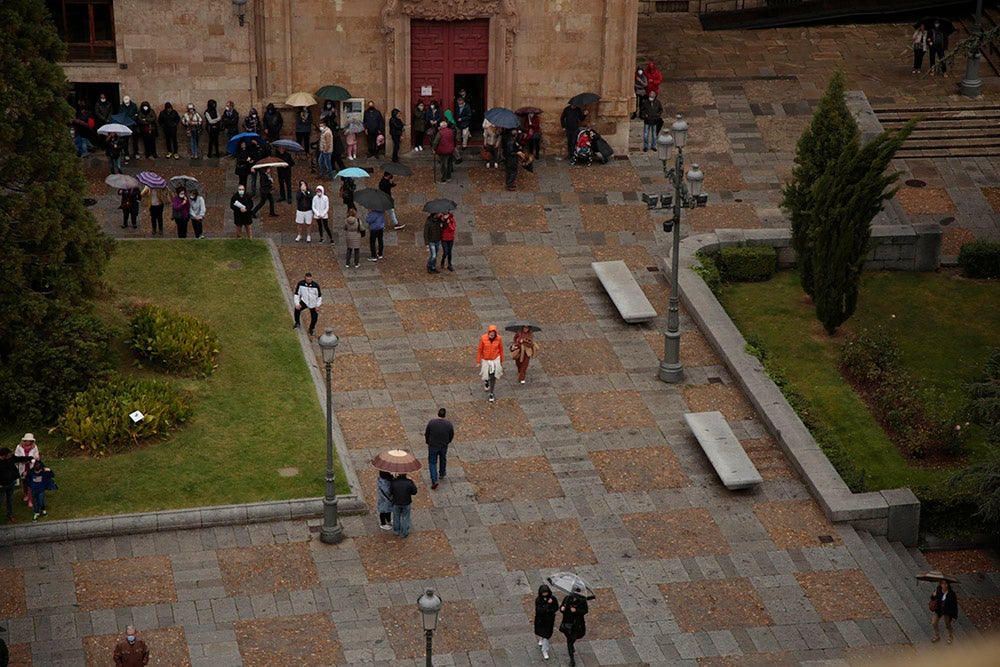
[873,105,1000,158]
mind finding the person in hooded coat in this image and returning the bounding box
[412,100,426,151]
[295,106,312,154]
[221,101,240,139]
[363,100,385,158]
[235,140,253,187]
[319,99,337,128]
[559,588,589,666]
[244,107,261,134]
[263,103,283,141]
[388,108,404,162]
[204,99,222,158]
[137,101,159,158]
[534,584,559,661]
[158,102,181,159]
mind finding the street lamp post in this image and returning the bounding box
[960,0,985,98]
[318,328,343,544]
[417,588,442,667]
[652,114,707,383]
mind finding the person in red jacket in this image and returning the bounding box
[432,120,456,183]
[644,61,662,96]
[476,324,504,403]
[439,212,456,271]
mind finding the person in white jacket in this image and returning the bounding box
[312,184,333,244]
[292,273,322,336]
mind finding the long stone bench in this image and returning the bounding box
[684,411,763,490]
[591,260,657,323]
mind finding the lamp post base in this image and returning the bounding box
[658,361,684,383]
[960,52,982,98]
[320,495,343,544]
[658,328,684,383]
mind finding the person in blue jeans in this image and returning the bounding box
[389,473,418,538]
[425,408,454,489]
[366,209,386,261]
[639,90,663,152]
[423,213,443,273]
[25,460,54,522]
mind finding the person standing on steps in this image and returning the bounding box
[389,108,404,162]
[389,472,418,538]
[363,100,385,158]
[560,103,583,160]
[930,579,959,644]
[559,587,589,667]
[533,584,559,661]
[188,189,206,239]
[639,90,663,152]
[477,324,504,403]
[424,408,454,490]
[292,272,322,337]
[632,67,647,119]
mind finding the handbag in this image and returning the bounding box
[928,598,937,612]
[480,148,492,161]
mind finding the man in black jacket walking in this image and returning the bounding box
[1,448,34,523]
[425,408,454,489]
[389,473,418,538]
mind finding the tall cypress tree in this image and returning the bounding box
[809,119,917,335]
[0,0,115,423]
[781,70,857,297]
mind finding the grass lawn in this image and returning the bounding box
[3,240,348,521]
[720,270,999,492]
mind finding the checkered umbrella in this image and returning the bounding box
[371,449,422,474]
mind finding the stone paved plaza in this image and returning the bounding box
[3,14,1000,667]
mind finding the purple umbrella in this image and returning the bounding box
[136,171,167,189]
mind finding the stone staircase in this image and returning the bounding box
[837,525,980,644]
[873,105,1000,159]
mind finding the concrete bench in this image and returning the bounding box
[591,260,657,323]
[684,411,763,490]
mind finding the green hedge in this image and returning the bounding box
[58,376,192,455]
[694,250,722,296]
[958,241,1000,279]
[719,246,776,283]
[129,305,220,376]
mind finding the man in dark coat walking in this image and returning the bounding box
[389,473,418,538]
[424,408,454,488]
[559,588,589,666]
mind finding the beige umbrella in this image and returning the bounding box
[371,449,422,474]
[251,156,288,170]
[285,91,317,107]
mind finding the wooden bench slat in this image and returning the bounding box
[591,260,657,323]
[685,411,763,490]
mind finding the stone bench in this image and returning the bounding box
[591,260,657,323]
[684,411,763,490]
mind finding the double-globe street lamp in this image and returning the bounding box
[647,114,706,383]
[318,328,344,544]
[417,588,443,667]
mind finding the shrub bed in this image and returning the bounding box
[59,376,192,455]
[718,245,777,282]
[129,304,220,376]
[958,241,1000,279]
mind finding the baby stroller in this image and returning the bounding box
[591,129,613,164]
[571,128,595,166]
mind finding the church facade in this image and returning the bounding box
[53,0,640,153]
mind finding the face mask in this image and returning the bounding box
[238,189,245,195]
[127,635,135,642]
[100,97,106,102]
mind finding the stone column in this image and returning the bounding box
[599,0,639,154]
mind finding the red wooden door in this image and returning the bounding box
[411,19,489,111]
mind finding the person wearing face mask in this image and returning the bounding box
[295,106,312,154]
[188,189,206,239]
[363,100,385,158]
[412,100,426,151]
[424,101,442,148]
[231,185,254,238]
[639,90,663,152]
[137,102,158,159]
[319,99,337,128]
[221,100,240,139]
[244,107,261,134]
[204,99,222,158]
[118,95,140,160]
[94,93,112,128]
[112,625,149,667]
[181,104,203,159]
[158,102,181,159]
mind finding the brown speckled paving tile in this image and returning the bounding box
[896,186,957,215]
[465,456,563,503]
[6,643,31,667]
[983,187,1000,213]
[541,339,624,377]
[414,346,478,385]
[661,578,773,632]
[698,653,799,667]
[687,202,760,233]
[844,643,917,666]
[646,330,719,367]
[741,437,798,480]
[570,163,643,193]
[756,116,812,153]
[683,116,732,156]
[83,627,190,667]
[962,597,1000,634]
[640,281,672,317]
[743,79,806,105]
[335,406,408,450]
[520,587,633,642]
[328,353,385,392]
[579,204,653,233]
[510,290,595,324]
[278,245,346,290]
[474,204,548,233]
[380,598,489,658]
[467,163,539,192]
[591,447,689,494]
[318,301,366,338]
[356,530,460,582]
[795,569,891,622]
[217,543,318,597]
[378,245,463,285]
[235,612,342,667]
[358,467,435,511]
[395,296,480,332]
[924,549,998,574]
[753,499,842,550]
[561,391,656,432]
[0,568,26,617]
[490,519,597,571]
[390,166,436,195]
[701,164,748,192]
[482,245,563,277]
[450,398,533,441]
[941,226,976,255]
[681,384,756,421]
[623,508,730,559]
[591,244,656,271]
[74,555,177,611]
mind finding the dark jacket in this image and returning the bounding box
[932,585,959,619]
[502,131,522,166]
[559,593,588,640]
[119,100,139,126]
[639,96,664,124]
[158,106,180,131]
[258,170,274,195]
[363,106,385,134]
[560,105,583,131]
[295,188,313,212]
[341,178,356,206]
[455,102,472,129]
[378,174,396,202]
[534,585,559,639]
[295,109,312,135]
[389,475,418,506]
[423,215,443,244]
[0,454,33,486]
[389,109,404,138]
[94,98,112,124]
[230,192,253,225]
[275,149,295,177]
[424,417,454,448]
[222,106,240,134]
[137,105,157,134]
[263,105,283,138]
[25,466,53,495]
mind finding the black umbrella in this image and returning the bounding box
[919,17,955,35]
[316,85,352,101]
[422,198,458,214]
[569,92,601,107]
[354,188,393,211]
[484,107,520,129]
[504,321,542,333]
[381,162,413,177]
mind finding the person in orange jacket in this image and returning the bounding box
[477,324,505,403]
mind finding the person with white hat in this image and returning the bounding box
[13,434,39,509]
[181,103,203,159]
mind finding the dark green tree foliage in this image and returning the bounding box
[809,119,917,335]
[0,0,114,423]
[781,70,857,297]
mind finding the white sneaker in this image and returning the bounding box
[346,263,351,268]
[295,235,301,242]
[542,650,549,660]
[379,523,392,531]
[306,235,311,243]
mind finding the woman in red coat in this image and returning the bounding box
[644,61,662,96]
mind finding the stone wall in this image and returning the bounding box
[58,0,637,154]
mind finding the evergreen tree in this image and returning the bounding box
[0,0,115,423]
[809,119,917,335]
[781,70,857,297]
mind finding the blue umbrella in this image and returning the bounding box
[109,112,136,128]
[271,139,306,153]
[226,132,261,155]
[484,107,519,129]
[335,167,370,179]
